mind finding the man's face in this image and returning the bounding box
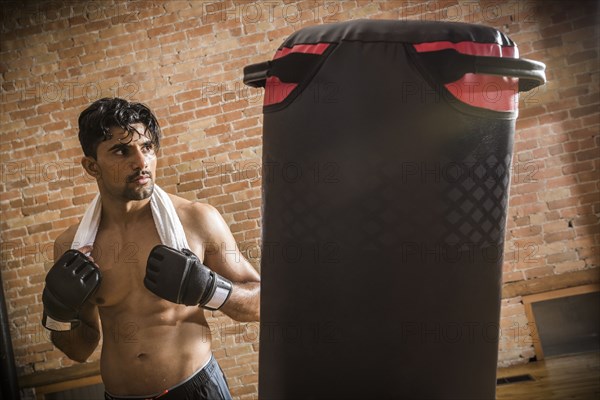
[91,123,157,201]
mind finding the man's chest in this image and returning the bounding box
[89,229,162,307]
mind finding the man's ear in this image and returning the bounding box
[81,156,100,178]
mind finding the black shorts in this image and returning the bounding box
[104,355,232,400]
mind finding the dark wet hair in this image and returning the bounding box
[78,98,161,158]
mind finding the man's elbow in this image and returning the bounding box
[70,352,92,364]
[251,281,260,322]
[230,282,260,322]
[53,343,96,363]
[235,308,259,323]
[51,332,99,363]
[243,299,260,323]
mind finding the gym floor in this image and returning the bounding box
[496,351,600,400]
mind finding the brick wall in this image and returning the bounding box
[0,0,598,397]
[497,0,599,366]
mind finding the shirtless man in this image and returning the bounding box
[42,98,260,399]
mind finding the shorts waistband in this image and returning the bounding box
[105,355,217,400]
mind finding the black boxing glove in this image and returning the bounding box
[144,245,233,311]
[42,250,102,331]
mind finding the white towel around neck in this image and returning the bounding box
[71,185,190,251]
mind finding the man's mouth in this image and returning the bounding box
[128,173,151,184]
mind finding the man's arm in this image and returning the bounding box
[48,234,101,363]
[198,204,260,322]
[219,281,260,323]
[50,302,100,363]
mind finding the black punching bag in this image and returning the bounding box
[244,20,546,400]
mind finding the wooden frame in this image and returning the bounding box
[34,375,103,400]
[522,283,600,361]
[503,268,599,299]
[18,360,102,399]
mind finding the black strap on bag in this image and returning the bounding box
[413,48,546,92]
[243,52,324,88]
[245,47,546,93]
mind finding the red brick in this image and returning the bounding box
[570,104,599,118]
[544,230,576,243]
[561,161,594,175]
[205,124,230,136]
[546,175,578,189]
[158,31,186,45]
[547,197,579,210]
[570,182,600,197]
[575,148,600,162]
[510,225,542,238]
[532,36,563,50]
[540,21,573,37]
[581,114,599,127]
[571,214,599,227]
[68,15,87,26]
[578,91,600,106]
[508,192,539,207]
[524,266,555,280]
[567,50,598,65]
[559,85,589,99]
[579,170,600,182]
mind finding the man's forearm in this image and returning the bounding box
[220,282,260,322]
[51,321,100,363]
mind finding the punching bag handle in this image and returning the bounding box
[243,53,323,88]
[414,48,546,92]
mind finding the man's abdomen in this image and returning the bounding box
[100,308,212,396]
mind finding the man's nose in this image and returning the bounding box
[130,146,147,170]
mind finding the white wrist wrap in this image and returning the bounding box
[202,276,233,311]
[42,313,77,332]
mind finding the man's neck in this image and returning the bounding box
[99,193,153,229]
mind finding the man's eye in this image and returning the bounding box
[142,144,154,152]
[115,148,128,156]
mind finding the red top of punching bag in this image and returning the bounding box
[264,20,522,112]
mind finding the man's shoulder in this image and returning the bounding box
[166,193,228,246]
[167,193,223,234]
[53,223,79,254]
[55,223,78,244]
[169,193,217,212]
